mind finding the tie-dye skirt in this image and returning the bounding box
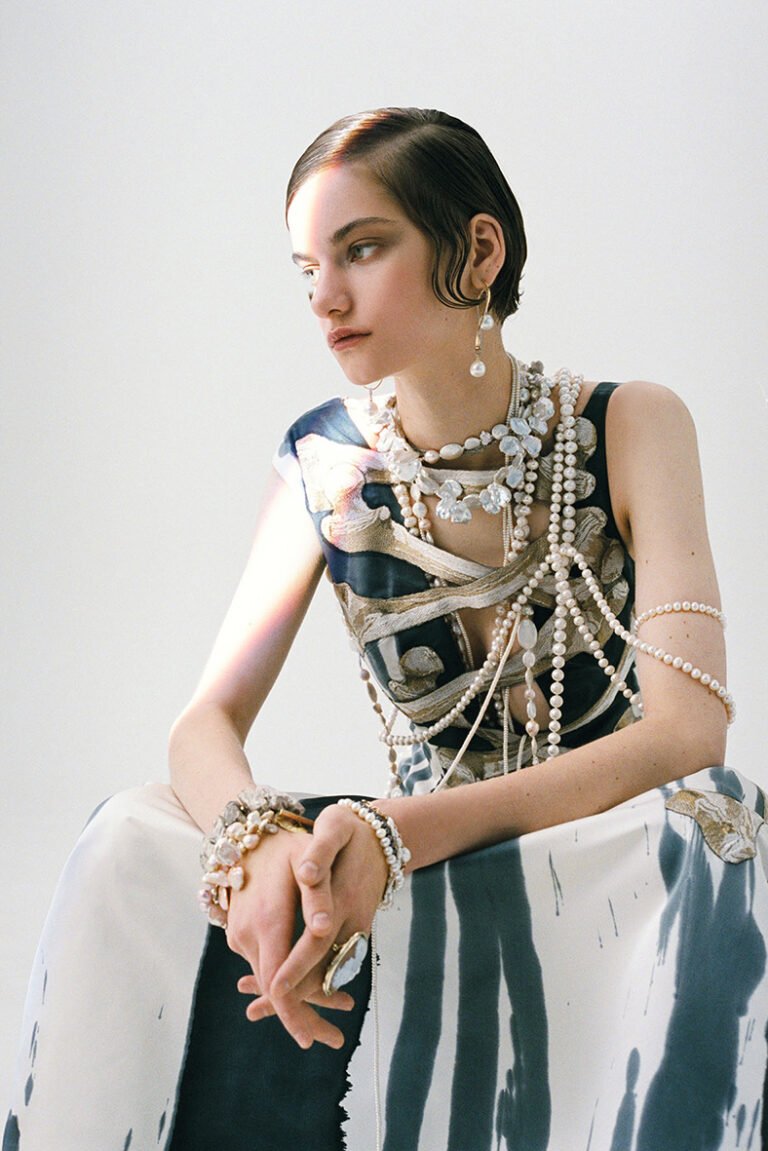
[5,767,768,1150]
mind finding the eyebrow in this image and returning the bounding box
[291,216,397,264]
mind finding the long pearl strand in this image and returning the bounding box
[373,368,576,776]
[364,365,735,796]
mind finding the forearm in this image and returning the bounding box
[377,706,726,872]
[168,702,256,834]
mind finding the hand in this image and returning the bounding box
[225,825,354,1049]
[234,803,388,1048]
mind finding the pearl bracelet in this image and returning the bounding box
[199,786,311,928]
[633,601,726,631]
[338,798,411,909]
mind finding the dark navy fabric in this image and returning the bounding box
[166,797,373,1151]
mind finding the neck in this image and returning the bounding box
[392,331,515,451]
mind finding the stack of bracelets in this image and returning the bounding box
[199,787,410,995]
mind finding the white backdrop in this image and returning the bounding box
[3,0,767,1103]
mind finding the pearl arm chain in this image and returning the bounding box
[561,546,735,723]
[633,601,726,631]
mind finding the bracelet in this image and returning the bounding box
[199,786,311,928]
[338,798,411,910]
[633,601,726,632]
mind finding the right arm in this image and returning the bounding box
[170,466,388,1049]
[168,469,325,835]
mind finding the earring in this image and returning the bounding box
[365,378,383,414]
[470,285,494,379]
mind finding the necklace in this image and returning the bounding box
[364,363,732,797]
[374,357,556,526]
[369,366,638,794]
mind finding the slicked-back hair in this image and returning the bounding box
[286,108,527,322]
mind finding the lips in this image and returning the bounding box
[327,327,370,351]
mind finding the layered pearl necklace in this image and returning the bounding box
[367,362,733,797]
[375,357,556,531]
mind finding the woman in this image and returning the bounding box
[6,108,767,1151]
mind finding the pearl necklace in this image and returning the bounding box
[364,364,734,797]
[375,358,556,526]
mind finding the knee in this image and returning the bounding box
[68,783,199,891]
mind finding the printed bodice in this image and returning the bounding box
[275,383,639,792]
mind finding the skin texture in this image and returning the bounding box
[169,162,727,1050]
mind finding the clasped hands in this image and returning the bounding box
[226,802,389,1050]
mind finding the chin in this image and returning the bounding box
[338,364,385,389]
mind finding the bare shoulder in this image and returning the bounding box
[604,381,703,552]
[607,379,696,438]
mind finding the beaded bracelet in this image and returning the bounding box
[338,798,411,909]
[633,601,726,631]
[199,786,312,928]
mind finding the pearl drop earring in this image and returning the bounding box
[470,284,494,379]
[365,378,383,414]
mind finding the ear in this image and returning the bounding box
[465,213,506,295]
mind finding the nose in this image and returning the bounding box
[309,265,350,319]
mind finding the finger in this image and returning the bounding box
[269,993,347,1050]
[250,893,299,995]
[237,973,261,996]
[244,988,354,1019]
[246,996,276,1022]
[273,923,344,995]
[294,808,354,938]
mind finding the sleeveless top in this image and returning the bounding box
[275,381,640,794]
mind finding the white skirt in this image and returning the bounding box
[6,767,768,1150]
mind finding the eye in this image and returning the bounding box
[348,241,378,263]
[298,265,319,298]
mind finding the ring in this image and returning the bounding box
[322,931,369,996]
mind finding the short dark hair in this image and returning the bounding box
[285,107,527,322]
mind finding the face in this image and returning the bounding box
[287,163,475,388]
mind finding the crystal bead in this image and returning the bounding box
[509,418,531,435]
[518,619,538,649]
[492,424,509,439]
[417,473,440,495]
[480,431,493,445]
[438,479,463,498]
[479,483,511,513]
[504,464,525,488]
[522,435,542,457]
[499,435,521,455]
[449,500,472,523]
[215,840,242,866]
[392,453,419,482]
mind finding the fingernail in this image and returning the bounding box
[299,860,319,881]
[296,1032,312,1049]
[312,911,330,930]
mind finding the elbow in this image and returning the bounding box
[643,705,728,778]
